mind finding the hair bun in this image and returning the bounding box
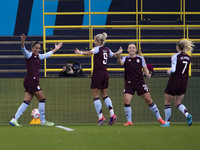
[102,32,107,39]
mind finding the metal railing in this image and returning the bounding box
[43,0,200,77]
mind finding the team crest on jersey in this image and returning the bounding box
[137,59,140,63]
[128,59,131,62]
[37,86,40,90]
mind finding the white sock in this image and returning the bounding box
[164,105,171,123]
[177,104,189,117]
[14,101,30,121]
[149,102,161,120]
[38,99,46,124]
[103,96,114,117]
[94,99,103,120]
[124,105,132,122]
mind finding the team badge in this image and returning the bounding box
[137,59,140,63]
[37,86,40,90]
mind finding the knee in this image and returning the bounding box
[124,98,131,104]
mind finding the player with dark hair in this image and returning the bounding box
[117,43,166,126]
[75,32,122,126]
[10,34,63,127]
[161,39,194,127]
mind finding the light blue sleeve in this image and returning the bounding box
[141,56,146,68]
[109,49,114,57]
[121,56,126,63]
[39,51,53,60]
[21,47,32,59]
[91,46,100,54]
[170,54,178,73]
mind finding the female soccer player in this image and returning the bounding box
[75,32,122,126]
[10,34,63,127]
[117,43,165,126]
[161,39,194,127]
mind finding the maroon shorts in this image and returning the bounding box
[123,80,149,96]
[23,78,41,93]
[91,71,109,89]
[165,78,188,96]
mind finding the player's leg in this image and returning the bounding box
[101,89,117,125]
[123,93,133,126]
[92,88,105,126]
[141,92,165,125]
[10,92,34,127]
[34,90,54,126]
[163,93,173,126]
[175,95,192,126]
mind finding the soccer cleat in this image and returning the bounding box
[10,120,22,127]
[41,121,54,126]
[158,118,166,125]
[187,114,192,126]
[160,122,170,127]
[98,116,106,126]
[123,121,133,126]
[109,114,117,125]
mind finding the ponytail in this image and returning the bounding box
[95,32,107,45]
[177,39,195,53]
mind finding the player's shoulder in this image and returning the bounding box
[122,55,130,60]
[136,54,144,60]
[172,52,180,57]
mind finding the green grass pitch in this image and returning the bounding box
[0,124,200,150]
[0,77,199,149]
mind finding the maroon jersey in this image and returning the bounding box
[25,53,40,81]
[122,55,146,83]
[90,46,113,89]
[170,52,191,81]
[92,46,113,72]
[165,52,191,96]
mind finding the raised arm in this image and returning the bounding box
[112,46,123,58]
[39,42,63,60]
[21,34,32,59]
[21,33,26,48]
[117,47,124,66]
[75,48,94,55]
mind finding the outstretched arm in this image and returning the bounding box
[52,42,63,53]
[75,48,94,55]
[39,42,63,60]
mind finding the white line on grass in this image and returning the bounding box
[56,125,74,131]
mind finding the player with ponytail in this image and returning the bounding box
[75,32,122,126]
[161,39,194,127]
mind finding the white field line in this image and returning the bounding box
[56,125,74,131]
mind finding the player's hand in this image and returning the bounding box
[167,69,171,74]
[75,48,80,54]
[146,74,151,79]
[55,42,63,50]
[116,46,123,58]
[118,46,123,54]
[21,34,26,42]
